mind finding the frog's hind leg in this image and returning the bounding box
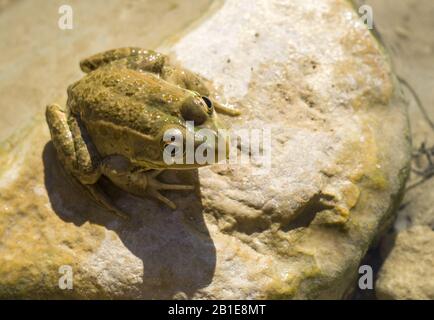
[46,104,128,218]
[80,47,142,72]
[79,47,167,74]
[46,104,101,183]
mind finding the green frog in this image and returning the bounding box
[46,47,239,218]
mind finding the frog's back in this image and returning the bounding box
[68,66,188,137]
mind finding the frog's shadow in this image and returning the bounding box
[42,142,216,299]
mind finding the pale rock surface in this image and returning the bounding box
[376,226,434,300]
[364,0,434,300]
[0,0,410,298]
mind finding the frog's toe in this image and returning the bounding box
[85,183,130,219]
[146,172,194,209]
[147,170,194,191]
[148,189,177,209]
[150,180,195,191]
[213,100,241,116]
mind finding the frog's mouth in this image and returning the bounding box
[156,129,230,169]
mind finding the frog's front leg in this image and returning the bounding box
[100,156,194,209]
[46,104,128,218]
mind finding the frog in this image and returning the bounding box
[46,47,239,218]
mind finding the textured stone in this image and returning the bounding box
[0,0,410,299]
[376,226,434,300]
[364,0,434,300]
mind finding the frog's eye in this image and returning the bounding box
[181,96,209,125]
[202,96,213,114]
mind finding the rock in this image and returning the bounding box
[394,179,434,231]
[0,0,410,298]
[377,162,434,300]
[365,0,434,300]
[376,226,434,300]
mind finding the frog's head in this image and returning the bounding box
[132,92,230,169]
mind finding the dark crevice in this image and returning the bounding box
[280,192,335,232]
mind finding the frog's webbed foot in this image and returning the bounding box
[145,170,194,209]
